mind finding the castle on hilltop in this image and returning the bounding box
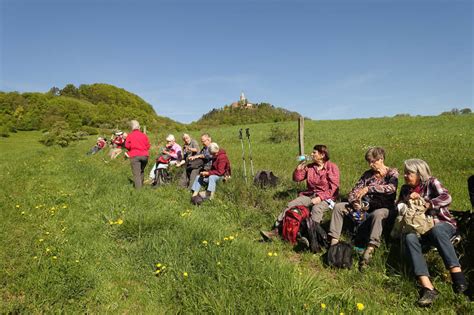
[231,92,254,108]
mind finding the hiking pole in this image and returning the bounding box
[245,128,255,177]
[239,129,248,183]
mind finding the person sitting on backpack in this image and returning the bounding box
[191,142,231,200]
[260,145,340,244]
[148,134,183,182]
[398,159,468,307]
[109,131,126,159]
[181,133,213,190]
[87,137,107,155]
[328,147,398,270]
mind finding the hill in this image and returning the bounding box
[190,102,304,128]
[1,115,473,313]
[0,83,183,137]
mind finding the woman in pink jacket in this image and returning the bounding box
[125,120,150,189]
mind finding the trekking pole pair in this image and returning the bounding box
[238,128,255,183]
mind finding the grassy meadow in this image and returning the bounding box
[1,115,473,314]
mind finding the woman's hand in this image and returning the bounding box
[409,192,421,200]
[200,171,209,177]
[354,187,369,200]
[311,196,321,205]
[296,163,307,171]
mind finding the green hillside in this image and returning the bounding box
[0,83,183,137]
[1,115,473,313]
[190,103,303,128]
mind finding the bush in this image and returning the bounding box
[80,126,99,135]
[268,126,293,143]
[39,122,87,147]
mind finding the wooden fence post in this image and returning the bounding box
[298,116,304,156]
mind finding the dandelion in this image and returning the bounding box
[46,248,51,252]
[215,241,221,246]
[273,252,278,256]
[109,220,114,225]
[45,232,50,235]
[21,211,25,215]
[183,272,188,277]
[16,205,20,208]
[35,206,40,209]
[52,256,57,260]
[62,205,67,209]
[202,240,208,245]
[356,303,365,311]
[39,238,44,242]
[321,303,326,310]
[223,237,229,241]
[33,256,38,260]
[155,270,161,274]
[116,218,123,225]
[267,252,273,257]
[75,260,80,263]
[229,236,234,240]
[156,263,162,268]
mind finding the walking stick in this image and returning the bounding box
[239,129,248,183]
[245,128,255,177]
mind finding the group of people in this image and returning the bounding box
[260,145,468,307]
[89,120,468,307]
[86,131,127,159]
[121,120,231,198]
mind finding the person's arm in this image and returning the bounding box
[208,154,228,176]
[368,168,399,195]
[348,172,369,206]
[292,163,308,182]
[426,178,452,209]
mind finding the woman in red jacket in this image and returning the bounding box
[191,142,231,200]
[125,120,150,189]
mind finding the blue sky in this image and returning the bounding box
[1,0,472,123]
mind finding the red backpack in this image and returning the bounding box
[282,206,310,244]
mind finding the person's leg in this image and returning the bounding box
[140,157,148,187]
[206,175,222,199]
[191,175,203,196]
[130,157,142,189]
[311,201,330,224]
[367,208,389,247]
[149,163,157,180]
[275,195,313,223]
[188,168,201,190]
[328,202,349,245]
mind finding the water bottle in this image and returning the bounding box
[296,155,311,163]
[325,199,335,210]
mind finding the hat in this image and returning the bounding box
[115,131,123,136]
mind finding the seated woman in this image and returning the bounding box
[260,145,340,242]
[191,142,231,200]
[328,147,398,270]
[109,131,126,159]
[399,159,468,307]
[86,137,107,155]
[148,134,183,184]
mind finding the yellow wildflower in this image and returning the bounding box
[52,256,57,260]
[223,237,229,241]
[183,272,188,277]
[215,241,221,246]
[321,303,326,310]
[75,260,80,263]
[16,205,20,208]
[21,211,25,215]
[116,218,123,225]
[156,263,162,268]
[229,236,234,240]
[109,220,114,225]
[39,238,44,242]
[62,205,67,209]
[45,232,50,235]
[356,303,365,311]
[33,256,38,260]
[202,240,208,245]
[267,252,273,257]
[46,248,51,252]
[273,252,278,256]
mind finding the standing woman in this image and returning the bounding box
[125,120,150,189]
[399,159,468,307]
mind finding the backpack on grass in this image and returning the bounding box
[301,218,329,253]
[254,170,279,188]
[282,206,310,244]
[327,242,353,269]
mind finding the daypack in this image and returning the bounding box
[282,206,310,244]
[254,170,279,188]
[327,242,353,269]
[301,218,329,253]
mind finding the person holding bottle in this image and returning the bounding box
[260,144,340,242]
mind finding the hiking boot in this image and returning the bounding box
[417,287,439,307]
[452,283,468,294]
[297,236,310,248]
[358,246,374,272]
[260,229,278,242]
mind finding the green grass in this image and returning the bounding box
[1,115,473,313]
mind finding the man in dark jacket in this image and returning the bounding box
[191,142,231,200]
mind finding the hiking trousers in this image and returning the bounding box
[328,202,389,247]
[276,195,331,226]
[192,175,222,193]
[130,156,148,189]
